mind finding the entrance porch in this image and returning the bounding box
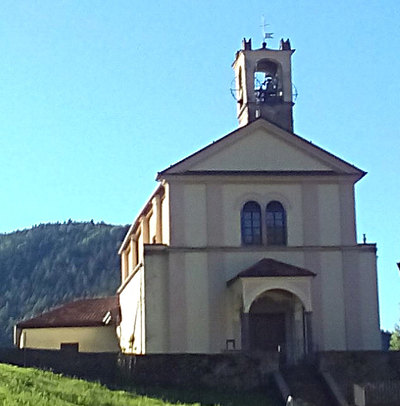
[227,258,314,365]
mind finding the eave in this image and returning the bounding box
[160,170,364,184]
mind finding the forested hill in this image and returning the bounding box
[0,221,129,347]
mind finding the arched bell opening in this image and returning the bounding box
[253,58,283,105]
[246,289,310,365]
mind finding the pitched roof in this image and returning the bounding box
[16,296,120,329]
[228,258,315,285]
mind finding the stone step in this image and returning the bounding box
[283,364,336,406]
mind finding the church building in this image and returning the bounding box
[116,38,381,364]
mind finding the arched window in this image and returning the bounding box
[241,201,262,245]
[266,201,287,245]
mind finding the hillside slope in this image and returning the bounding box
[0,221,129,347]
[0,363,274,405]
[0,363,190,405]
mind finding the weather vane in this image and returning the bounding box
[260,16,273,46]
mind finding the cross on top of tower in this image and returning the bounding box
[260,16,274,47]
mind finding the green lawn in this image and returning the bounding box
[0,363,279,405]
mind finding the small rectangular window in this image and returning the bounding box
[60,342,79,352]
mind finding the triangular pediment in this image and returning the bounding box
[158,119,364,178]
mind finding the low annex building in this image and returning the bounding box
[116,38,381,363]
[15,297,120,353]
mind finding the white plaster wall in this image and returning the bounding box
[318,184,341,246]
[160,251,212,353]
[119,267,144,353]
[184,252,210,352]
[121,176,376,355]
[127,246,133,274]
[207,252,229,352]
[339,183,357,245]
[137,232,144,263]
[183,184,207,247]
[190,129,331,171]
[134,245,379,354]
[148,211,156,243]
[168,183,185,246]
[357,250,381,349]
[342,250,362,350]
[319,251,346,350]
[241,277,313,313]
[221,183,303,246]
[144,251,169,353]
[21,326,119,352]
[121,250,128,282]
[161,191,170,245]
[167,252,187,351]
[226,278,243,349]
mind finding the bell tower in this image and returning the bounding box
[233,38,295,132]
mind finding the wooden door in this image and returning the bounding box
[249,313,286,352]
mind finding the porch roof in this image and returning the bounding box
[227,258,315,285]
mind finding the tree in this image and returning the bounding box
[390,324,400,350]
[0,221,129,346]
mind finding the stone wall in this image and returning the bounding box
[318,351,400,404]
[0,348,279,390]
[118,352,279,390]
[0,347,117,384]
[354,381,400,406]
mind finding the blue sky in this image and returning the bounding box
[0,1,399,331]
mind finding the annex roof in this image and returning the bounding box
[16,296,120,329]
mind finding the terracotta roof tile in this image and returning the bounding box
[16,296,120,329]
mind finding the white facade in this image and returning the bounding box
[117,40,381,362]
[18,326,119,353]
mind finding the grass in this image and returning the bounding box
[0,363,279,405]
[127,385,278,406]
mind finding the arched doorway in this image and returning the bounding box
[248,289,307,364]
